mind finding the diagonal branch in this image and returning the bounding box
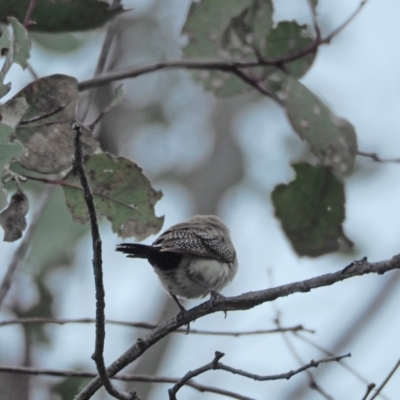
[75,254,400,400]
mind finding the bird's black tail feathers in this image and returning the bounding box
[116,243,156,259]
[116,243,183,270]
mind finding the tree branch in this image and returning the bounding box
[75,254,400,399]
[72,124,137,400]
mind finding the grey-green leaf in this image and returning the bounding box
[285,76,357,174]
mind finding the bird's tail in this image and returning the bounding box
[116,243,155,258]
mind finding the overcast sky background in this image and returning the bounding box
[1,0,400,399]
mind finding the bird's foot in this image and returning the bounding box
[209,289,228,318]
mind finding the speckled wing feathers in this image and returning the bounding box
[153,226,235,263]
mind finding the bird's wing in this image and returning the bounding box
[154,226,235,263]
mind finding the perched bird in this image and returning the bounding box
[116,215,238,310]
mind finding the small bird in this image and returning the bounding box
[116,215,238,310]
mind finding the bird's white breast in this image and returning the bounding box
[153,255,238,299]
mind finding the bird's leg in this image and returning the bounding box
[171,294,186,312]
[191,276,226,306]
[171,294,191,334]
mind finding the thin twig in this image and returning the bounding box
[361,384,376,400]
[23,0,37,28]
[0,317,313,335]
[0,365,249,400]
[293,332,382,397]
[357,150,400,164]
[323,0,368,43]
[168,351,350,399]
[307,0,321,40]
[368,359,400,400]
[72,123,137,400]
[0,186,54,309]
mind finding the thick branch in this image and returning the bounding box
[75,255,400,399]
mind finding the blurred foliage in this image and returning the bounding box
[51,375,88,400]
[0,0,124,32]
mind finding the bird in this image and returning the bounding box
[116,215,238,310]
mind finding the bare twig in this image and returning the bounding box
[168,351,350,400]
[368,358,400,400]
[294,332,381,396]
[23,0,37,28]
[307,0,321,40]
[361,384,376,400]
[0,186,54,309]
[323,0,368,43]
[72,123,137,400]
[0,317,313,335]
[357,150,400,164]
[0,365,251,400]
[75,254,400,400]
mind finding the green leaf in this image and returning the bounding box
[285,76,357,174]
[0,0,125,32]
[8,17,31,70]
[2,74,98,173]
[264,21,315,78]
[272,163,353,257]
[63,153,164,240]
